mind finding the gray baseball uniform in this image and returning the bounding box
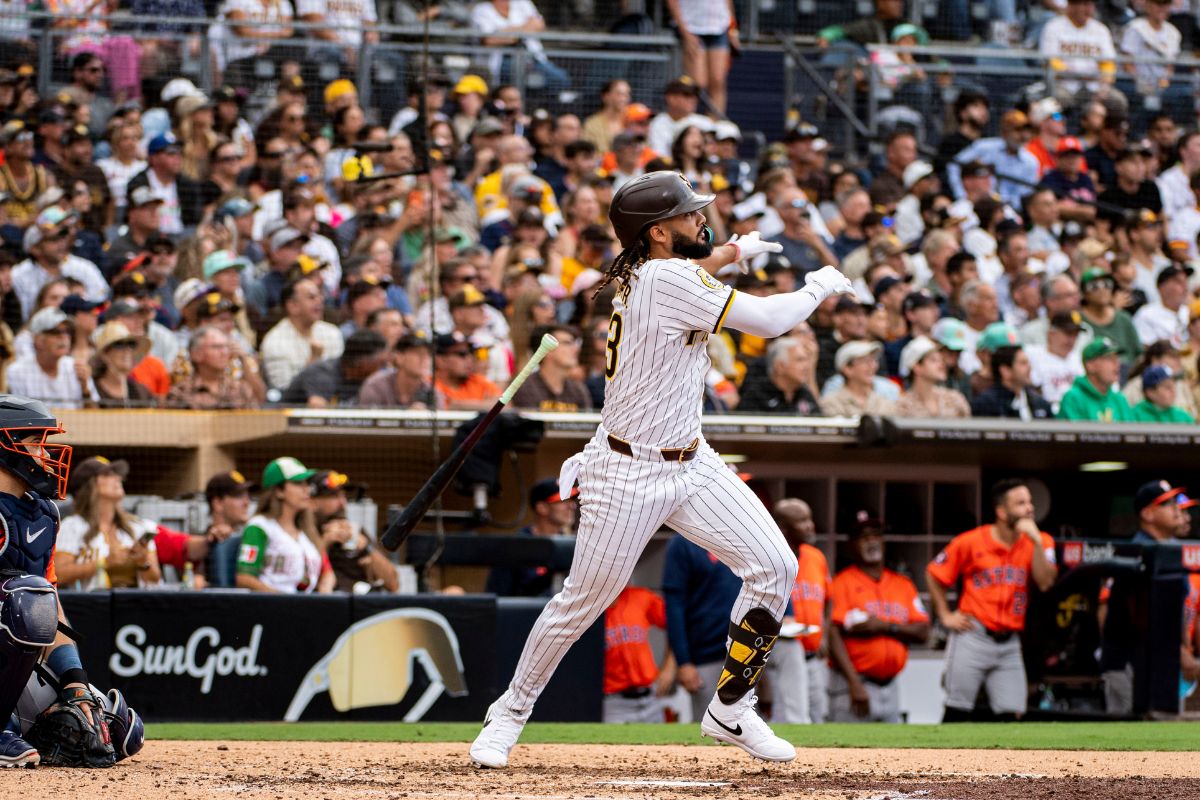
[928,525,1057,715]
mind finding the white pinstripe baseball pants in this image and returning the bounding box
[503,429,799,716]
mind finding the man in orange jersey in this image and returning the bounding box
[1183,562,1200,694]
[769,497,830,723]
[433,332,500,411]
[601,584,674,723]
[828,513,930,722]
[927,479,1057,721]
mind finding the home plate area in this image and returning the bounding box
[4,742,1195,800]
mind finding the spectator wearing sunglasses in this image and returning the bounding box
[125,132,207,235]
[433,331,499,411]
[0,121,53,228]
[510,324,590,412]
[1025,98,1069,179]
[104,186,164,278]
[1079,267,1142,368]
[448,284,512,385]
[91,320,155,408]
[767,188,837,277]
[413,258,511,344]
[12,207,107,321]
[5,306,98,407]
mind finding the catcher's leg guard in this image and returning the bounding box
[0,577,58,725]
[716,607,781,705]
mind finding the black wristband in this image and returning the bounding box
[887,623,899,637]
[60,669,90,691]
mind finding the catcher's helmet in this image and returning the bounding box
[609,171,715,249]
[0,395,71,499]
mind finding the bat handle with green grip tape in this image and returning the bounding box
[380,334,559,551]
[500,333,560,403]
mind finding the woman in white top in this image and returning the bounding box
[54,456,161,591]
[235,456,334,593]
[97,122,147,226]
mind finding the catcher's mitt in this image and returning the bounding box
[26,702,116,768]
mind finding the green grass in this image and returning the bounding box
[147,721,1200,751]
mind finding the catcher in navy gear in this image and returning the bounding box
[0,395,140,768]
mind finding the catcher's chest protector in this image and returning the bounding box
[0,493,60,579]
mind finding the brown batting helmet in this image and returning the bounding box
[609,171,715,249]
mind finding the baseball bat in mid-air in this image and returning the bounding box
[380,334,560,551]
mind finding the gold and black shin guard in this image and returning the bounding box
[716,607,781,705]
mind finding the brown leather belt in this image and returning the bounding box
[607,434,699,462]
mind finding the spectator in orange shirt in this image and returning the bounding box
[602,584,675,723]
[828,512,930,723]
[433,332,500,410]
[599,105,657,179]
[769,497,830,723]
[927,479,1057,721]
[1183,564,1200,690]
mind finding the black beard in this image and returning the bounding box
[670,231,713,260]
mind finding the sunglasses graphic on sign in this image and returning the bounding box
[285,608,467,721]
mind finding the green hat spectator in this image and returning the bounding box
[1082,337,1120,361]
[261,457,316,489]
[1079,267,1113,289]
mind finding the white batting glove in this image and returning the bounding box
[804,265,854,300]
[727,231,782,268]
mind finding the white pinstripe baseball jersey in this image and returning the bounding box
[601,258,736,448]
[474,255,801,766]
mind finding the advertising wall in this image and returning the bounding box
[60,592,603,723]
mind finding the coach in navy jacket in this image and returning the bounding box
[662,533,745,722]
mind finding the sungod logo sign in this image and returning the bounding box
[109,624,269,694]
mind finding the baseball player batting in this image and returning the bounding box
[469,171,855,768]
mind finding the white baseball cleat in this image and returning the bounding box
[700,693,796,762]
[469,697,528,769]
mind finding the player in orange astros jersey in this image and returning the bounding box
[828,513,929,722]
[927,479,1057,721]
[602,585,673,723]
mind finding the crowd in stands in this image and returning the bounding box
[55,454,402,595]
[0,0,1191,424]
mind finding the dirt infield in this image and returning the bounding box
[4,741,1197,799]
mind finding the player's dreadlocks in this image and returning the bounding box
[594,237,649,297]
